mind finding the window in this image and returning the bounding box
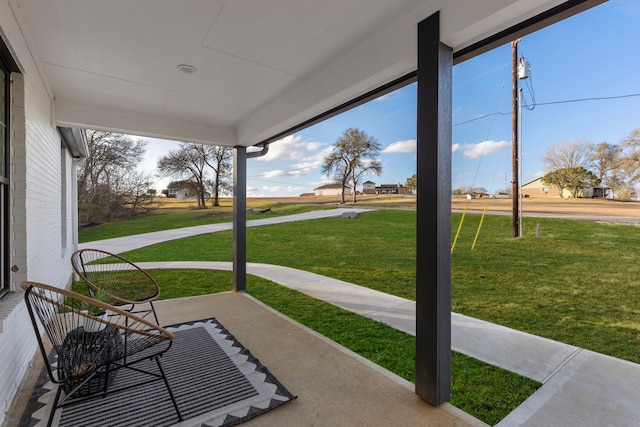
[0,39,19,298]
[0,44,13,297]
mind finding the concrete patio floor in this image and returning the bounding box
[5,292,483,427]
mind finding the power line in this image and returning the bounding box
[454,92,640,127]
[534,92,640,106]
[453,111,511,127]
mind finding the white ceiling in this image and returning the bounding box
[14,0,600,147]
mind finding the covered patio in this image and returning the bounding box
[0,0,606,425]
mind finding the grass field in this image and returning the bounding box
[108,208,640,363]
[79,202,640,424]
[79,199,329,242]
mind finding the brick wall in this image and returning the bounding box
[0,2,78,423]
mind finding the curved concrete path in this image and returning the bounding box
[83,208,640,426]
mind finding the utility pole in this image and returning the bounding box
[511,40,519,238]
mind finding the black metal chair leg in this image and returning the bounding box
[48,386,64,427]
[149,300,160,325]
[155,356,183,421]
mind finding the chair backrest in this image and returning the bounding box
[71,248,161,305]
[21,281,173,388]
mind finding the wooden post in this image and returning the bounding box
[511,40,520,237]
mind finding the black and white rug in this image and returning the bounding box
[21,318,296,427]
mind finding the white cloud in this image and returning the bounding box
[257,134,326,162]
[292,146,334,170]
[262,170,304,178]
[383,139,416,153]
[251,185,304,197]
[461,140,510,159]
[293,160,321,170]
[452,143,460,153]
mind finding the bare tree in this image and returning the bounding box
[542,141,591,172]
[619,128,640,190]
[589,142,624,198]
[157,143,209,208]
[202,145,233,206]
[78,130,152,223]
[405,173,417,193]
[322,128,382,203]
[158,143,233,207]
[113,170,155,217]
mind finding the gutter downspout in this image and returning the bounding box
[246,143,269,159]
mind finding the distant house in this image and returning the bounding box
[375,183,411,195]
[314,183,352,197]
[521,178,608,198]
[167,182,211,200]
[362,180,377,195]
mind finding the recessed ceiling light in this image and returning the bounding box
[177,64,198,74]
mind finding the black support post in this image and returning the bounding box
[233,146,247,291]
[415,11,453,406]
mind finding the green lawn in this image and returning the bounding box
[80,207,640,424]
[79,202,328,242]
[110,210,640,364]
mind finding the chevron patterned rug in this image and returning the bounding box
[21,318,296,427]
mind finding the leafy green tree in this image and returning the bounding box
[322,128,382,203]
[542,167,600,198]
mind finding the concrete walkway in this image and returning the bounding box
[83,209,640,426]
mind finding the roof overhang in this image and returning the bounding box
[13,0,605,147]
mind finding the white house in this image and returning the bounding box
[167,182,211,200]
[314,184,352,197]
[362,180,376,194]
[0,1,604,421]
[521,177,609,199]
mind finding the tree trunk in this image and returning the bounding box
[213,169,221,207]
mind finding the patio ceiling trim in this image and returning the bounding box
[453,0,606,64]
[252,71,417,149]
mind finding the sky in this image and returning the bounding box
[141,0,640,197]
